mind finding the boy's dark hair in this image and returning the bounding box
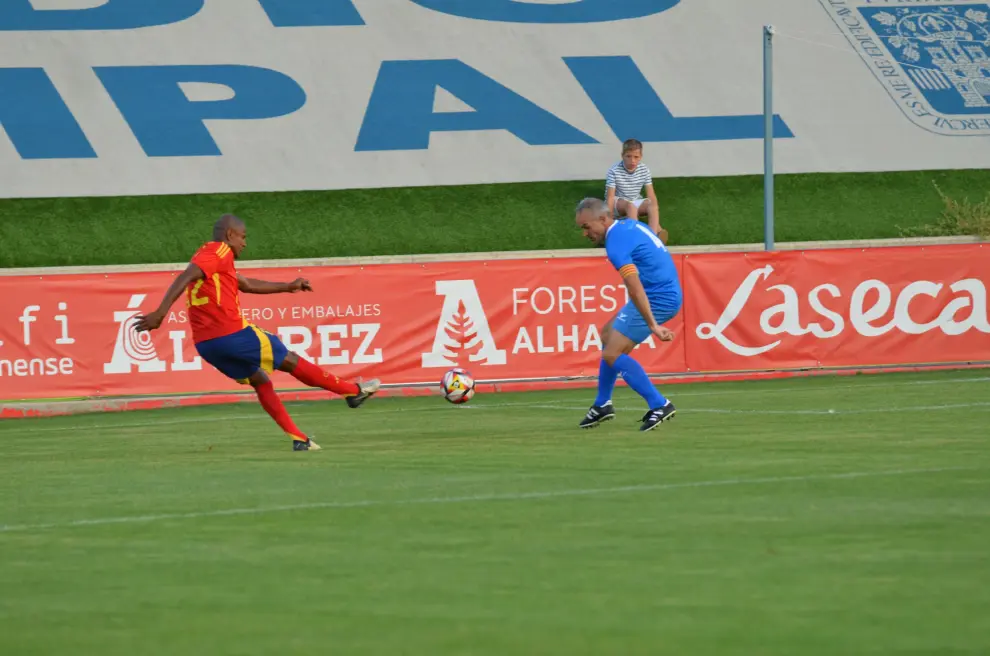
[622,138,643,154]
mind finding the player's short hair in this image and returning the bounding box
[575,197,609,218]
[213,213,244,241]
[622,139,643,154]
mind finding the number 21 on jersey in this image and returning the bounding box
[187,273,222,307]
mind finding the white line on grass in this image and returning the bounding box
[523,402,990,415]
[462,402,990,416]
[0,466,977,534]
[671,375,990,398]
[6,397,990,435]
[3,376,988,434]
[0,403,469,434]
[686,402,990,415]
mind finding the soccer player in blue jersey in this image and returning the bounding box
[575,198,682,432]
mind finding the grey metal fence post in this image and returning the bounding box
[764,24,776,251]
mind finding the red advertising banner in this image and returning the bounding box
[0,255,687,400]
[0,244,986,402]
[683,244,990,372]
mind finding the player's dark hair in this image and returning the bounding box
[212,214,244,241]
[622,139,643,154]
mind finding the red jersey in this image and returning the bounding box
[187,241,247,343]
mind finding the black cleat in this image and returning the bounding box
[293,437,322,451]
[640,401,676,432]
[346,378,381,409]
[579,401,615,429]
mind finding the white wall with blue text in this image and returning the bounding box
[0,0,988,198]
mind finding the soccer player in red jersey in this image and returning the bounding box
[134,214,380,451]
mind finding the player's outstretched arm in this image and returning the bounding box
[237,275,312,295]
[134,263,205,332]
[623,272,675,342]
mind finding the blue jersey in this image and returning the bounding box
[605,219,682,310]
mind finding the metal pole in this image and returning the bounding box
[763,24,775,251]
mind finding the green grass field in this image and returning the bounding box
[1,370,988,655]
[2,169,988,268]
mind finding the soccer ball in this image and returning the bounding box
[441,368,476,404]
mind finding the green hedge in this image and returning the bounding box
[1,169,986,268]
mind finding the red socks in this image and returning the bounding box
[255,380,308,443]
[253,361,361,444]
[290,358,360,397]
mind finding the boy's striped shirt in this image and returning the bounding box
[605,162,653,201]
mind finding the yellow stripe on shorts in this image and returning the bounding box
[250,325,275,374]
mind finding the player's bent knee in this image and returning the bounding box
[602,350,621,367]
[602,327,637,366]
[248,370,270,386]
[277,351,299,373]
[601,339,627,366]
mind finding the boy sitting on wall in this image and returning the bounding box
[605,139,668,244]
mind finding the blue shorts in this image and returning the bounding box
[195,325,289,384]
[611,300,681,345]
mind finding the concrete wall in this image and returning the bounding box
[1,0,988,199]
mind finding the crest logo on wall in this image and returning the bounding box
[821,1,990,136]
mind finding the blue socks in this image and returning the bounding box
[614,354,667,410]
[594,359,619,407]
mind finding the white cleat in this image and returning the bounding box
[346,378,381,409]
[293,437,321,451]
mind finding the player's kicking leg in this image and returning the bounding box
[195,329,322,451]
[196,325,380,451]
[276,352,380,408]
[254,353,382,450]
